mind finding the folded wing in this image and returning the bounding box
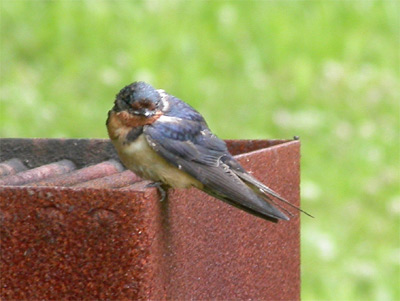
[144,112,290,222]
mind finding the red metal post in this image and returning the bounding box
[0,139,300,300]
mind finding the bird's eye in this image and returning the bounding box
[143,102,153,109]
[130,102,141,110]
[139,100,156,110]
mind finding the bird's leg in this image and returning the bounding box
[145,182,168,202]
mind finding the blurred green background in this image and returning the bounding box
[1,1,399,300]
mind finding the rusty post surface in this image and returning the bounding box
[73,169,141,189]
[162,141,300,300]
[0,160,76,186]
[0,139,119,169]
[0,158,27,177]
[29,160,125,187]
[0,139,300,300]
[0,185,164,300]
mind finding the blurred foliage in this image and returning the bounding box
[1,1,399,300]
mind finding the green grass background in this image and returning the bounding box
[1,1,399,300]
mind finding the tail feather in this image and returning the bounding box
[202,188,286,223]
[236,171,314,218]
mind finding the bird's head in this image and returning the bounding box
[113,81,161,118]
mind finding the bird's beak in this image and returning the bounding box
[142,109,154,117]
[130,108,154,117]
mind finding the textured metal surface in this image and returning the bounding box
[0,158,27,177]
[162,141,300,300]
[0,185,164,300]
[226,139,289,155]
[73,169,141,189]
[0,138,119,169]
[0,138,300,300]
[29,160,124,187]
[0,160,76,186]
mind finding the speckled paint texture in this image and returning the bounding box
[0,139,300,300]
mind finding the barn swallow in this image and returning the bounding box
[106,81,308,222]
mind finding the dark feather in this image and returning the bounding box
[144,128,288,221]
[125,126,143,143]
[143,96,291,221]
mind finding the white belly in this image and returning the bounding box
[112,134,202,189]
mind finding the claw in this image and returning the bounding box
[145,182,168,202]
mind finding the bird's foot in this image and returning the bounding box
[145,182,168,202]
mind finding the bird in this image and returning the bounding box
[106,81,308,222]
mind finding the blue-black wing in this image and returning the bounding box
[143,96,289,222]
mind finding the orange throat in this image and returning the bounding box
[106,110,161,140]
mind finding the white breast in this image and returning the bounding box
[123,134,151,156]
